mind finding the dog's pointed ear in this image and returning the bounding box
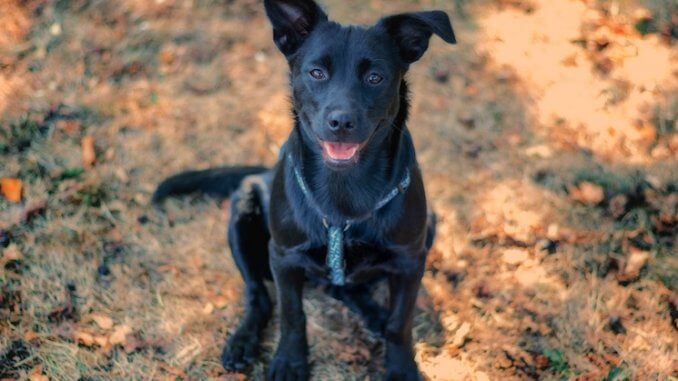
[264,0,328,56]
[378,11,456,64]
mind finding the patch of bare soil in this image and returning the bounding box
[1,0,676,380]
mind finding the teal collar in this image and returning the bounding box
[288,154,411,286]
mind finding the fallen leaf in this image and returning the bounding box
[608,194,629,219]
[24,330,39,342]
[50,23,61,36]
[2,243,22,262]
[202,302,214,315]
[464,85,479,96]
[159,49,176,65]
[535,354,549,369]
[452,322,471,348]
[633,8,653,21]
[569,181,605,205]
[547,224,560,240]
[442,315,460,332]
[629,334,651,351]
[93,335,109,348]
[622,247,650,280]
[29,367,48,381]
[109,324,132,345]
[81,135,96,169]
[73,329,95,346]
[631,122,657,146]
[420,353,474,380]
[88,313,114,330]
[494,351,513,369]
[502,248,529,265]
[56,119,81,134]
[211,295,230,309]
[0,178,23,202]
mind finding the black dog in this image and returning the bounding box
[153,1,455,379]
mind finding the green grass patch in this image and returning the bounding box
[58,168,85,181]
[606,366,631,381]
[543,348,569,378]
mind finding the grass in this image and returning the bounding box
[1,0,676,380]
[0,116,45,154]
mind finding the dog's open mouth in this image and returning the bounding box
[321,141,361,162]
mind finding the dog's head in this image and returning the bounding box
[264,0,456,170]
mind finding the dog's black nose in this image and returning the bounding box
[327,111,355,131]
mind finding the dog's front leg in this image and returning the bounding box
[383,256,426,381]
[268,242,309,381]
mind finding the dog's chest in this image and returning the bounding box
[302,241,395,285]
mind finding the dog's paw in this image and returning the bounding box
[383,362,422,381]
[267,354,309,381]
[221,331,259,371]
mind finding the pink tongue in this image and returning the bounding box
[323,142,360,160]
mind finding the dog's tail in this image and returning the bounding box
[151,166,268,204]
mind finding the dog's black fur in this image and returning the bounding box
[153,1,455,379]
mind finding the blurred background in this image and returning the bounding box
[0,0,676,379]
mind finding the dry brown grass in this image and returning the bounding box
[1,0,676,380]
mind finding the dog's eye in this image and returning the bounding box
[367,73,384,85]
[309,69,327,80]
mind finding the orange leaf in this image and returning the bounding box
[159,49,176,65]
[88,313,114,330]
[624,247,650,279]
[56,119,81,134]
[73,329,95,346]
[0,178,23,202]
[502,248,529,265]
[2,244,22,261]
[81,135,96,169]
[569,181,605,205]
[109,324,132,345]
[29,366,48,381]
[202,302,215,315]
[211,295,230,309]
[24,330,39,342]
[93,334,110,348]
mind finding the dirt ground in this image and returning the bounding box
[1,0,676,380]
